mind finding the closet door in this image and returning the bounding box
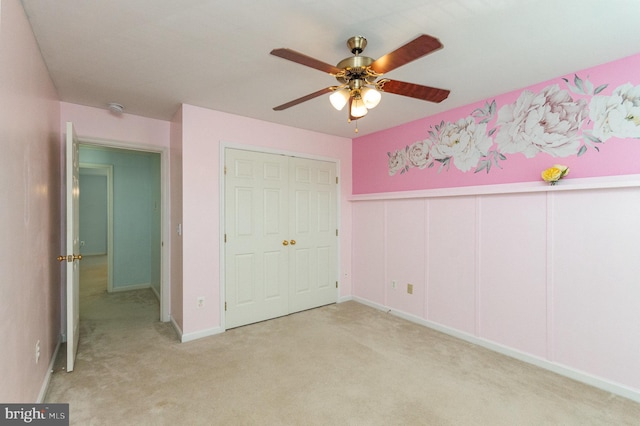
[288,157,337,313]
[224,148,338,329]
[225,149,290,329]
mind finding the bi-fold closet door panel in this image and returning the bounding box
[225,148,337,329]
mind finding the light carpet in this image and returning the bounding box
[45,257,640,425]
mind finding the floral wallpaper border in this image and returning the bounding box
[387,75,640,176]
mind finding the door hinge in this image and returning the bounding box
[336,176,339,184]
[224,165,227,175]
[336,229,339,237]
[225,302,227,311]
[336,281,338,288]
[224,234,227,243]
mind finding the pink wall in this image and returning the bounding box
[179,104,352,336]
[0,0,62,402]
[59,102,170,149]
[353,53,640,194]
[350,52,640,400]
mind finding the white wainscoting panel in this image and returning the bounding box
[385,199,426,318]
[426,197,477,334]
[352,201,386,305]
[351,182,640,400]
[477,193,548,358]
[551,187,640,390]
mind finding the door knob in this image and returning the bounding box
[290,240,296,245]
[57,254,83,262]
[282,240,289,246]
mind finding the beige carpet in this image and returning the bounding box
[45,256,640,425]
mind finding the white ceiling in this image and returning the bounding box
[20,0,640,138]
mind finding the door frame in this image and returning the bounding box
[219,142,342,331]
[77,137,171,322]
[79,163,114,292]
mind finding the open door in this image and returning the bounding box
[58,122,81,372]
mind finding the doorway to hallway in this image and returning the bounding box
[78,144,163,319]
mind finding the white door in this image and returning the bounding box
[65,122,81,372]
[289,157,337,312]
[224,149,338,329]
[225,149,290,328]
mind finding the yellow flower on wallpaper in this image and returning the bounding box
[542,164,570,185]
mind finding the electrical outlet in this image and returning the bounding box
[391,280,397,289]
[407,283,413,295]
[197,297,205,308]
[35,340,41,364]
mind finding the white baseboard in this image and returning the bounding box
[169,316,224,343]
[37,336,62,403]
[180,326,224,343]
[351,296,640,404]
[338,295,353,303]
[108,283,150,293]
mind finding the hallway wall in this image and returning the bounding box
[79,172,108,255]
[79,146,161,291]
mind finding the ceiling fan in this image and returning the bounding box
[270,34,450,124]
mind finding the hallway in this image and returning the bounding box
[78,255,159,322]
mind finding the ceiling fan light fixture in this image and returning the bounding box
[350,96,368,118]
[329,88,350,111]
[361,87,381,109]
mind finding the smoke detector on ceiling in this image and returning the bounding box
[107,102,124,114]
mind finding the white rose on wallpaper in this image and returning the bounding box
[428,117,492,172]
[406,140,431,169]
[387,149,407,176]
[589,83,640,142]
[495,84,588,158]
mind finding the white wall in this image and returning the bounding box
[351,179,640,401]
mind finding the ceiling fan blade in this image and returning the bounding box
[369,34,443,75]
[378,79,450,103]
[270,48,342,75]
[273,87,335,111]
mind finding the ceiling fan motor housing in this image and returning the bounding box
[335,36,379,86]
[335,55,376,85]
[347,36,367,54]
